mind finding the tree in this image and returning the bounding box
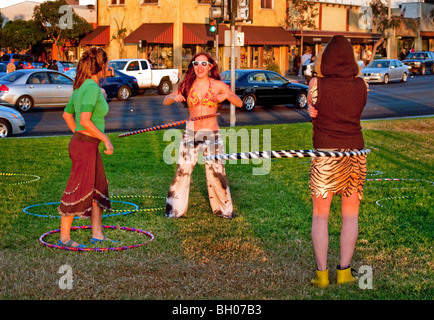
[1,20,44,53]
[284,0,319,58]
[111,17,128,59]
[33,0,92,59]
[368,0,402,64]
[0,11,4,49]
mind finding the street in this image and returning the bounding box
[17,73,434,137]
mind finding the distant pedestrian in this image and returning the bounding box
[6,59,16,73]
[400,48,408,60]
[48,60,58,71]
[16,61,24,70]
[300,49,312,77]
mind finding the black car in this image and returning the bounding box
[220,69,308,111]
[65,68,139,101]
[402,51,434,75]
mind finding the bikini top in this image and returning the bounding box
[187,80,218,109]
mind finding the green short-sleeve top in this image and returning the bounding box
[64,78,108,133]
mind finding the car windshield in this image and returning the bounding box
[367,61,390,68]
[406,53,426,60]
[60,61,77,68]
[0,64,6,72]
[0,54,10,62]
[109,61,128,70]
[220,71,242,81]
[0,72,25,82]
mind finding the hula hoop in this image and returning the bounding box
[0,172,41,185]
[39,225,154,252]
[375,195,414,207]
[366,178,434,185]
[108,194,166,213]
[23,200,140,219]
[202,149,371,161]
[118,113,221,138]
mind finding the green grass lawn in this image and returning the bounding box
[0,117,432,300]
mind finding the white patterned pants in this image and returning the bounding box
[166,129,235,219]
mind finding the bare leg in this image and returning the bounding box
[91,201,104,240]
[60,215,75,243]
[311,193,333,271]
[340,192,360,268]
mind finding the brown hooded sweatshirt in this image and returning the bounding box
[312,35,367,149]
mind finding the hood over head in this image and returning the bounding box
[321,35,359,78]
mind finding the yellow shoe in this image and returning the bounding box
[311,269,329,288]
[337,265,356,285]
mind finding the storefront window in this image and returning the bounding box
[147,45,173,69]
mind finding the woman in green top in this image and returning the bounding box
[57,47,115,248]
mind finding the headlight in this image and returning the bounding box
[414,62,421,65]
[11,112,23,119]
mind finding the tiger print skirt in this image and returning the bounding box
[309,148,367,200]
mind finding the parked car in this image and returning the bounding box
[108,59,179,95]
[0,64,7,78]
[56,60,77,73]
[0,53,34,67]
[0,69,74,112]
[402,51,434,75]
[362,59,409,84]
[220,69,309,111]
[65,68,139,101]
[0,105,26,138]
[304,60,365,84]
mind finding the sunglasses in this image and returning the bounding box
[192,61,211,67]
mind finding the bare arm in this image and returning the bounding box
[214,81,243,108]
[63,112,76,133]
[307,77,318,118]
[79,112,113,155]
[163,89,186,105]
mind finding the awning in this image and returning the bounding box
[183,23,230,44]
[239,26,297,45]
[292,30,382,44]
[124,23,173,44]
[80,26,110,46]
[420,31,434,38]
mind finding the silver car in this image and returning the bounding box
[0,105,26,138]
[362,59,409,84]
[0,69,74,112]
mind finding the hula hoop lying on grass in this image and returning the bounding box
[39,225,154,252]
[118,113,221,138]
[203,149,371,161]
[0,172,41,185]
[375,195,414,207]
[23,200,140,219]
[366,178,434,185]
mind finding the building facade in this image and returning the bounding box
[89,0,433,75]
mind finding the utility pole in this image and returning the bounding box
[387,0,391,59]
[230,0,237,127]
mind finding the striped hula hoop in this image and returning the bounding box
[118,113,221,138]
[0,172,41,185]
[202,149,371,161]
[39,225,154,252]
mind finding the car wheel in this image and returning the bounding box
[420,65,426,75]
[242,93,256,111]
[383,74,389,84]
[0,119,11,138]
[295,91,308,108]
[157,79,172,95]
[16,95,33,112]
[401,72,408,83]
[118,85,131,101]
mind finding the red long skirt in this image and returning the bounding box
[57,132,111,218]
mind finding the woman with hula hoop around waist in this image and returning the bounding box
[163,52,242,219]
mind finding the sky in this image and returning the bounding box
[0,0,96,9]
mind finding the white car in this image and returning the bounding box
[304,60,365,84]
[108,59,179,95]
[362,59,409,84]
[0,105,25,138]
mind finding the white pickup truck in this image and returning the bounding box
[108,59,179,95]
